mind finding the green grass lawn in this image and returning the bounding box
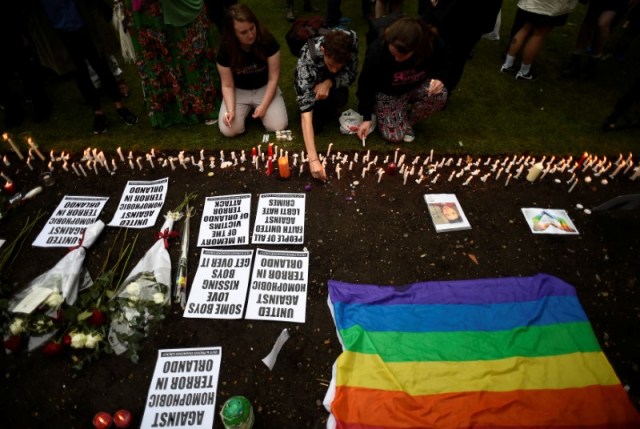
[3,0,639,158]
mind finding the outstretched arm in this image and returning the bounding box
[301,111,326,181]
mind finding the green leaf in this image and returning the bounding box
[77,311,93,322]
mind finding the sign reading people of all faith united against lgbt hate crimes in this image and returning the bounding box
[252,193,306,245]
[108,178,168,228]
[141,347,222,429]
[183,249,253,319]
[32,195,108,247]
[197,194,251,247]
[245,248,309,323]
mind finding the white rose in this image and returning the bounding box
[84,333,103,349]
[70,332,87,349]
[9,318,26,335]
[44,290,64,308]
[125,282,141,296]
[153,292,165,304]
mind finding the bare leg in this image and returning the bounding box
[508,22,533,57]
[521,25,553,65]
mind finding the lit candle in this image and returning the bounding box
[3,133,24,160]
[91,160,98,175]
[197,160,204,172]
[71,163,80,176]
[62,161,69,172]
[169,157,176,170]
[514,164,525,179]
[505,173,512,187]
[361,167,367,179]
[496,167,503,180]
[394,148,399,164]
[429,149,434,163]
[568,178,579,193]
[327,143,333,157]
[576,151,588,167]
[200,149,205,161]
[403,170,408,185]
[431,173,439,184]
[629,166,640,181]
[609,161,625,179]
[93,411,112,429]
[146,154,155,169]
[113,410,132,428]
[377,168,384,183]
[335,164,342,180]
[111,159,117,171]
[136,157,143,170]
[27,137,45,161]
[623,161,634,175]
[448,171,455,182]
[566,173,576,184]
[129,159,134,170]
[79,163,88,177]
[462,176,472,186]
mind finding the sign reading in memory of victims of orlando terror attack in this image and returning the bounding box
[196,194,251,247]
[252,193,306,245]
[245,248,309,323]
[108,177,168,229]
[32,195,108,247]
[183,249,253,319]
[141,347,222,429]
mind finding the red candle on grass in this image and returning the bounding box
[93,411,112,429]
[113,409,132,428]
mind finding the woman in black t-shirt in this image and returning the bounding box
[216,4,288,137]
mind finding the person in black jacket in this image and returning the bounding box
[356,17,447,144]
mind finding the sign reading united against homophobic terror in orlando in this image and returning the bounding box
[108,177,168,228]
[183,249,253,319]
[197,194,251,247]
[245,248,309,323]
[32,195,108,247]
[252,193,306,245]
[141,347,222,429]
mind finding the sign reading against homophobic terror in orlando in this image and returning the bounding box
[245,248,309,323]
[141,347,222,429]
[251,193,305,245]
[108,177,168,229]
[183,248,253,319]
[196,194,251,247]
[32,195,109,247]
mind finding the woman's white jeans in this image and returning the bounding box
[218,86,288,137]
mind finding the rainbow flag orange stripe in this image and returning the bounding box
[326,274,639,428]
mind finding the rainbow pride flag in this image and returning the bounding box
[325,274,640,428]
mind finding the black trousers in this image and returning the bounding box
[57,26,121,111]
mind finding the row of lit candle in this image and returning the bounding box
[93,409,131,428]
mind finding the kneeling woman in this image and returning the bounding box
[217,4,288,137]
[357,17,447,144]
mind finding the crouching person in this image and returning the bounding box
[357,17,447,144]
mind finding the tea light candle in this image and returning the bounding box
[3,133,24,160]
[113,410,132,428]
[93,411,112,429]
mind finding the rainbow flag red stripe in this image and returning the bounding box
[326,274,639,428]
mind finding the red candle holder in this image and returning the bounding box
[3,181,15,193]
[93,411,112,429]
[113,409,132,428]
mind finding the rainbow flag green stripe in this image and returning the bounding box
[339,321,600,362]
[326,274,640,428]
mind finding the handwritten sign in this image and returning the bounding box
[183,249,253,319]
[197,194,251,247]
[245,248,309,323]
[252,193,306,245]
[32,195,108,247]
[141,347,222,429]
[108,178,168,228]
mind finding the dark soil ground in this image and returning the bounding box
[1,147,639,428]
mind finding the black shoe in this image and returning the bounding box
[499,64,517,74]
[117,107,138,126]
[515,71,536,81]
[93,113,108,134]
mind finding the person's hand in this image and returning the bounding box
[252,104,267,119]
[223,110,235,127]
[309,158,326,181]
[357,121,372,140]
[314,80,332,100]
[428,79,444,96]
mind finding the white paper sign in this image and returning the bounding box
[141,347,222,429]
[108,177,168,228]
[197,194,251,247]
[183,249,253,319]
[245,248,309,323]
[32,195,108,247]
[252,193,306,245]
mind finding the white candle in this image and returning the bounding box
[129,159,135,170]
[566,173,576,184]
[609,161,625,179]
[403,171,409,185]
[623,161,634,175]
[361,167,367,179]
[26,157,33,171]
[3,133,24,160]
[136,157,143,170]
[62,161,69,172]
[220,150,225,161]
[568,178,579,193]
[147,154,155,168]
[448,171,455,182]
[481,173,490,182]
[526,162,543,182]
[200,149,205,161]
[27,138,45,161]
[2,155,9,166]
[169,157,176,170]
[429,149,434,163]
[71,162,80,176]
[496,167,503,180]
[505,173,512,187]
[336,164,342,180]
[463,176,472,186]
[431,173,439,184]
[629,166,640,181]
[514,164,525,179]
[197,160,204,172]
[91,160,98,175]
[111,159,117,171]
[326,143,333,157]
[394,148,399,164]
[78,163,87,177]
[377,169,384,183]
[209,157,216,169]
[349,161,353,171]
[128,150,133,160]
